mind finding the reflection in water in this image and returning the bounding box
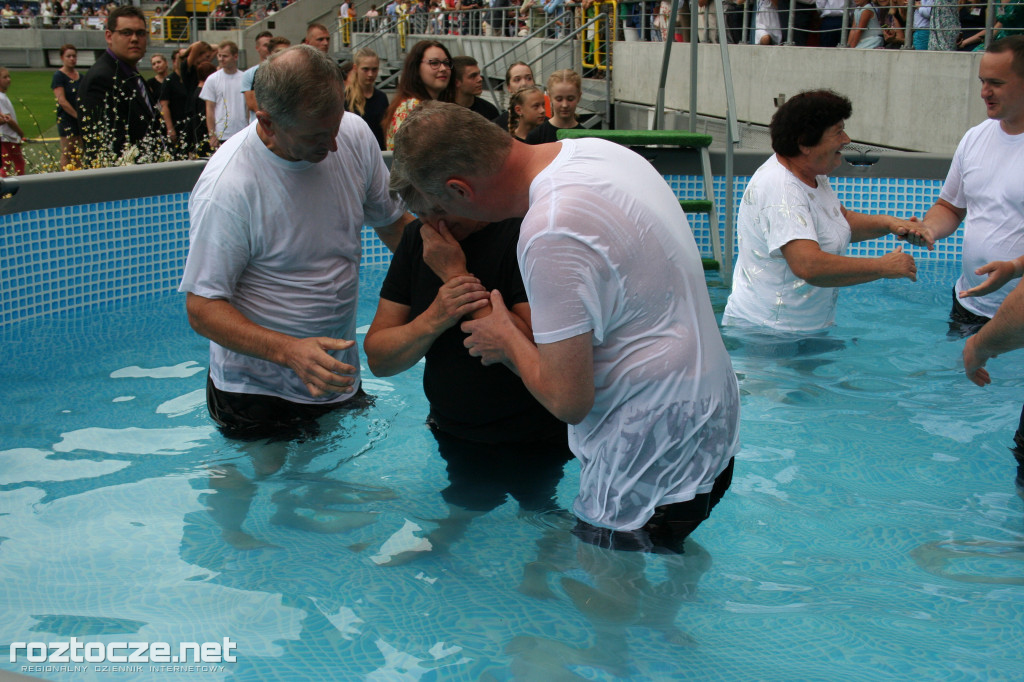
[202,403,393,550]
[722,326,847,360]
[370,429,573,567]
[911,538,1024,585]
[724,327,845,405]
[508,535,712,680]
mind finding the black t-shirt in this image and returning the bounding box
[361,88,389,151]
[526,119,584,145]
[145,76,164,107]
[378,219,566,444]
[159,72,189,125]
[493,108,510,133]
[468,96,499,121]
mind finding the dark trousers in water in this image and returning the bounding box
[572,458,735,554]
[429,422,573,513]
[206,373,373,442]
[948,292,1024,490]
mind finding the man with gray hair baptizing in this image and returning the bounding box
[390,101,740,553]
[180,45,413,440]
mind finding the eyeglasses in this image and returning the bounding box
[113,28,149,38]
[421,59,452,71]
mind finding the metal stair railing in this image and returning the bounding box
[555,128,721,271]
[653,0,739,284]
[480,12,613,128]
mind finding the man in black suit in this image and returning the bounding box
[79,5,163,165]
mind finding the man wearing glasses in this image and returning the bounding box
[79,5,163,165]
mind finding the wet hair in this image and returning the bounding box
[382,40,456,132]
[546,69,581,95]
[345,47,379,116]
[254,45,344,129]
[60,43,77,57]
[769,89,852,158]
[987,35,1024,80]
[391,101,513,207]
[107,4,145,32]
[507,85,544,137]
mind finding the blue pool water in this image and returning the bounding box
[1,261,1022,681]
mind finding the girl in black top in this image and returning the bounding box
[507,85,546,142]
[526,69,584,144]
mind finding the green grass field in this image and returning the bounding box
[5,67,155,174]
[7,69,67,173]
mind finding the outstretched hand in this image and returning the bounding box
[284,336,358,398]
[897,217,936,251]
[959,260,1020,299]
[880,245,917,281]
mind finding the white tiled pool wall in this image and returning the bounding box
[0,175,952,326]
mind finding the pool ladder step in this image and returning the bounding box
[556,128,722,272]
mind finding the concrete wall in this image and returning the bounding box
[237,0,339,67]
[612,41,987,154]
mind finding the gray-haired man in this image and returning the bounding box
[391,101,739,553]
[180,45,413,439]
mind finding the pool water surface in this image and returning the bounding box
[0,261,1022,681]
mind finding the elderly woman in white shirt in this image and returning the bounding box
[722,90,919,332]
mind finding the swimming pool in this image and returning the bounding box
[1,259,1021,681]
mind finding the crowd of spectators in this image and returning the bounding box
[0,1,170,29]
[0,0,293,29]
[343,0,1020,48]
[0,0,1017,174]
[0,0,1017,47]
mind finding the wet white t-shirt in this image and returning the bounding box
[180,115,405,404]
[522,138,740,531]
[940,118,1024,319]
[723,154,851,332]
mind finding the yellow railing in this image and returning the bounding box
[397,15,408,49]
[581,1,615,71]
[338,16,353,46]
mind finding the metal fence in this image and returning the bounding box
[335,0,1008,50]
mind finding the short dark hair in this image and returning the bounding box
[770,89,852,158]
[255,30,273,41]
[452,55,478,82]
[987,35,1024,80]
[306,22,329,36]
[268,36,291,52]
[107,5,146,32]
